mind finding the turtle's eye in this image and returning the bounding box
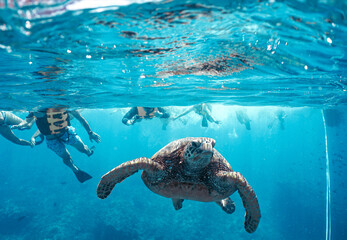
[191,142,199,148]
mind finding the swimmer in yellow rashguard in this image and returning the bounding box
[12,108,101,183]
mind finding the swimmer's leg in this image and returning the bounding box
[4,112,23,125]
[245,121,251,130]
[0,125,32,146]
[202,117,208,127]
[47,139,92,183]
[66,127,94,156]
[206,114,215,123]
[161,118,169,130]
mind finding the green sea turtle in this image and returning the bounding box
[97,137,260,233]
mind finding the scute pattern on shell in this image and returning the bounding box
[143,138,234,198]
[150,140,232,185]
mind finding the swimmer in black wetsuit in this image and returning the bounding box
[12,108,101,183]
[122,107,170,129]
[173,103,221,128]
[0,111,33,147]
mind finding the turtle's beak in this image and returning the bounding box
[200,141,213,153]
[205,138,216,148]
[195,140,213,165]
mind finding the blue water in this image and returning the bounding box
[0,0,346,239]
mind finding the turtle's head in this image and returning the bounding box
[184,138,215,172]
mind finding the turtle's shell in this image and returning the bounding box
[141,137,234,202]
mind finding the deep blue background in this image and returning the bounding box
[0,106,345,239]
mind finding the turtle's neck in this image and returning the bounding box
[183,161,208,176]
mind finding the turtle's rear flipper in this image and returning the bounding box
[74,170,92,183]
[172,198,184,210]
[216,197,235,214]
[97,157,163,199]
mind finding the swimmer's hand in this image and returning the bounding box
[89,131,101,143]
[127,115,141,125]
[11,123,30,130]
[19,139,34,148]
[126,118,137,125]
[30,138,36,148]
[215,120,222,125]
[125,120,133,126]
[154,111,163,118]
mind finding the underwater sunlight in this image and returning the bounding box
[0,0,346,240]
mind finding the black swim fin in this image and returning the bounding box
[202,117,208,127]
[74,170,92,183]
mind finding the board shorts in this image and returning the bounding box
[46,126,82,157]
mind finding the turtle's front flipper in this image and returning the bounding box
[217,171,261,233]
[97,157,163,199]
[216,197,235,214]
[172,198,184,210]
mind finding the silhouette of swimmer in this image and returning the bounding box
[0,111,33,147]
[268,110,287,130]
[12,108,101,183]
[122,107,170,130]
[173,103,221,128]
[235,109,251,130]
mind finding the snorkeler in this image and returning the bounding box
[173,103,221,128]
[268,110,287,130]
[235,109,251,130]
[12,108,101,183]
[0,111,33,147]
[122,107,170,129]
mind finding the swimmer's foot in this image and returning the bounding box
[87,146,95,157]
[74,170,92,183]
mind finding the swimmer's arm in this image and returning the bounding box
[30,130,41,145]
[204,107,215,121]
[11,114,36,130]
[31,129,41,139]
[70,110,92,132]
[156,107,170,118]
[122,107,138,125]
[204,107,221,124]
[0,126,33,147]
[172,107,194,120]
[31,130,46,146]
[70,110,101,143]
